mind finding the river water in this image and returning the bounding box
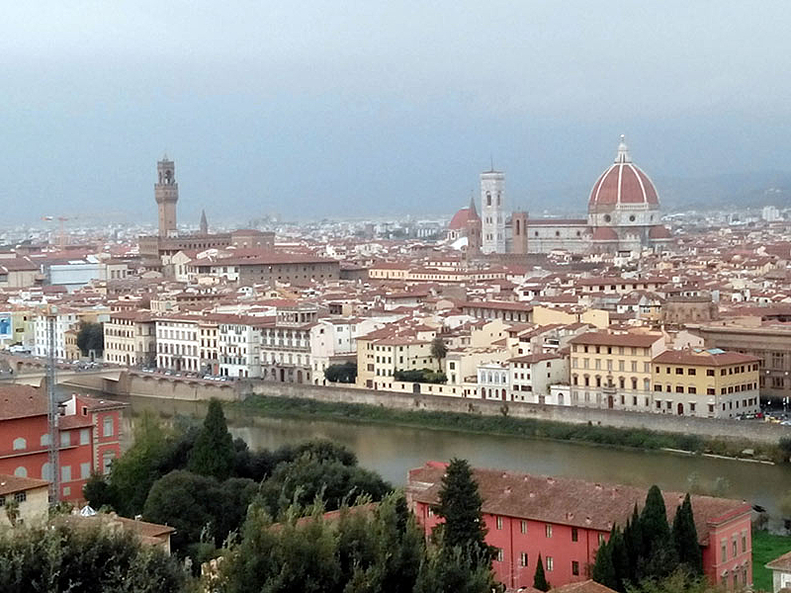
[121,396,790,521]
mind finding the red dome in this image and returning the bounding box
[649,225,671,239]
[448,206,479,231]
[592,227,619,241]
[588,138,659,212]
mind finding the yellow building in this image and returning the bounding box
[651,349,760,418]
[356,326,440,389]
[103,311,157,367]
[569,331,665,411]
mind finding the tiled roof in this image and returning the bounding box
[568,331,663,348]
[550,580,618,593]
[652,349,759,367]
[766,549,791,571]
[408,463,750,546]
[0,474,49,496]
[0,385,48,420]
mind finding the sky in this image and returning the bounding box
[2,1,790,225]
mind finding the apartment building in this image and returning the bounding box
[155,316,200,372]
[217,316,264,378]
[651,349,760,418]
[509,352,569,403]
[260,322,313,383]
[569,332,666,411]
[408,462,753,591]
[33,309,80,360]
[103,311,156,367]
[356,325,440,389]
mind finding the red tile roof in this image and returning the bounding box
[652,349,759,367]
[0,385,48,420]
[0,474,49,496]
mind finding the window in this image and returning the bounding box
[496,516,503,530]
[706,369,715,377]
[572,561,580,576]
[545,524,553,538]
[80,429,90,445]
[571,527,578,542]
[742,532,747,553]
[14,491,26,503]
[40,434,51,447]
[496,548,504,562]
[13,467,26,478]
[103,417,114,437]
[676,368,684,375]
[721,540,727,562]
[60,432,70,447]
[520,552,528,567]
[12,437,26,451]
[688,368,696,376]
[520,520,528,534]
[102,452,115,475]
[61,465,72,483]
[732,539,737,558]
[80,462,91,480]
[546,556,554,572]
[598,533,606,545]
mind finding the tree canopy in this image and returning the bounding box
[324,362,357,383]
[76,321,104,356]
[188,399,236,480]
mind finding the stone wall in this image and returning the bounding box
[244,381,790,445]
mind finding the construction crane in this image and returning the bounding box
[41,216,74,249]
[44,305,59,504]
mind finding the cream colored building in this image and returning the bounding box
[103,311,156,367]
[0,474,49,527]
[356,326,440,390]
[651,349,760,418]
[569,331,666,411]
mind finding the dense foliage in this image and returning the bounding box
[430,336,448,361]
[0,521,185,592]
[188,399,236,480]
[592,485,703,592]
[76,321,104,356]
[324,362,357,383]
[393,368,448,384]
[533,554,550,591]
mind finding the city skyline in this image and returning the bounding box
[2,2,791,223]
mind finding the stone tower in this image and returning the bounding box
[481,169,505,254]
[199,209,208,235]
[155,156,178,237]
[511,211,528,255]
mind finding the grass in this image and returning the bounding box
[236,394,785,462]
[752,530,791,592]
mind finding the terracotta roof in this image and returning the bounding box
[0,385,48,420]
[568,331,663,348]
[550,580,618,593]
[652,349,759,367]
[508,353,562,364]
[766,549,791,571]
[448,207,480,231]
[409,464,751,547]
[0,474,49,496]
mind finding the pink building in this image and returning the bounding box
[407,462,752,591]
[0,385,125,502]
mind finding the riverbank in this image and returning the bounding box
[238,394,788,463]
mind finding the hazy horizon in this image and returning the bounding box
[2,2,790,225]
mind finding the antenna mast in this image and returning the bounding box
[46,307,59,504]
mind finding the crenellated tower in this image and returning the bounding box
[155,155,178,237]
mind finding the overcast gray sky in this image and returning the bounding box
[2,1,789,224]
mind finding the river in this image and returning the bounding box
[121,396,791,522]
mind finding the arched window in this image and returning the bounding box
[12,437,26,451]
[631,377,638,390]
[41,462,54,481]
[486,192,492,206]
[14,466,27,478]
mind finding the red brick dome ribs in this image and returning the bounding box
[588,136,659,214]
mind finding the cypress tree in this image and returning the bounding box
[672,494,703,575]
[592,538,617,590]
[609,527,629,592]
[188,399,235,480]
[533,553,550,592]
[434,458,490,560]
[623,504,642,582]
[640,485,671,559]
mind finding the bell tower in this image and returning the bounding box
[481,168,505,254]
[155,155,178,237]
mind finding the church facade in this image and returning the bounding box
[447,137,672,256]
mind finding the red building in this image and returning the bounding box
[0,385,125,502]
[407,462,752,591]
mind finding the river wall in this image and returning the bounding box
[62,372,790,444]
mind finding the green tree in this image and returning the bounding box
[672,494,702,575]
[638,486,678,580]
[592,538,617,590]
[324,362,357,383]
[0,521,185,592]
[100,410,169,516]
[82,473,117,510]
[626,568,720,593]
[431,336,448,363]
[188,399,236,480]
[143,470,256,555]
[533,553,550,592]
[433,458,490,561]
[76,321,104,356]
[415,544,500,593]
[258,454,391,519]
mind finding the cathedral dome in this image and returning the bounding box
[588,136,659,214]
[448,196,480,231]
